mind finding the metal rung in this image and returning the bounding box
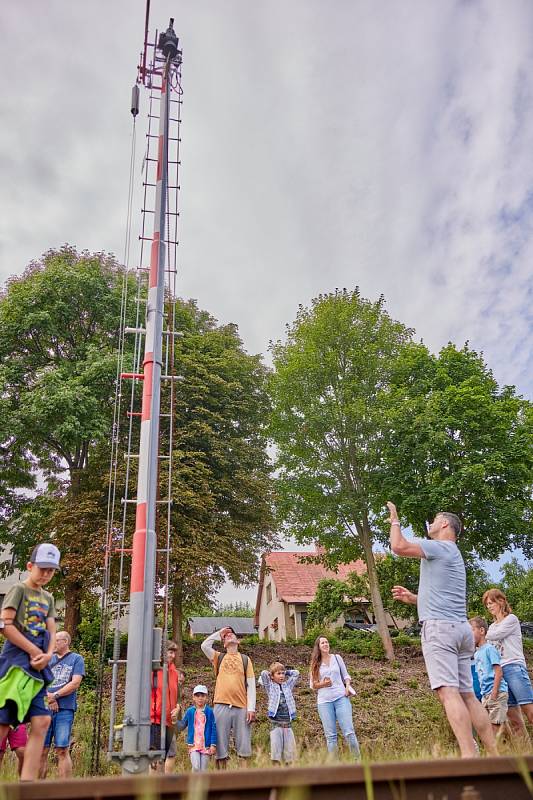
[143,183,180,189]
[125,327,146,334]
[161,375,184,381]
[147,134,181,142]
[121,498,136,504]
[121,372,144,380]
[148,115,180,123]
[139,237,179,245]
[156,499,172,504]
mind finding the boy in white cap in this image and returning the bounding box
[0,543,60,780]
[173,684,217,771]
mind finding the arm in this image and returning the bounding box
[285,669,300,689]
[309,671,332,691]
[32,617,56,671]
[487,615,518,641]
[47,673,83,702]
[175,709,189,732]
[246,675,256,722]
[391,586,418,605]
[201,630,222,662]
[259,669,271,690]
[387,502,425,558]
[1,608,42,658]
[491,664,503,700]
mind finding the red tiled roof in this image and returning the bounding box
[263,551,366,604]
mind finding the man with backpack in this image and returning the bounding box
[201,626,256,768]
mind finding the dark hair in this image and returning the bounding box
[436,512,462,537]
[167,640,178,651]
[469,616,488,634]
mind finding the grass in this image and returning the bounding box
[2,639,532,780]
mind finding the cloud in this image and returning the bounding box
[0,0,532,399]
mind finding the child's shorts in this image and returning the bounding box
[0,724,27,752]
[482,691,508,724]
[502,662,533,707]
[0,685,51,726]
[270,724,296,762]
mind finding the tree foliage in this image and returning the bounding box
[379,342,533,559]
[155,301,277,655]
[0,246,135,632]
[269,289,415,658]
[499,558,533,621]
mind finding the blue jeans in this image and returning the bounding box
[44,709,74,748]
[317,695,360,756]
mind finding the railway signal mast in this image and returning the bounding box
[94,5,183,776]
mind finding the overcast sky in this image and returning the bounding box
[1,2,532,608]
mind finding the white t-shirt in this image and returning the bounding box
[486,613,525,667]
[310,654,350,705]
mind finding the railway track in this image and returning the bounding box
[2,756,532,800]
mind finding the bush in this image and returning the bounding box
[338,631,385,660]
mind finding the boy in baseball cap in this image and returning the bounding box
[174,684,217,771]
[0,543,60,780]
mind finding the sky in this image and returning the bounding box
[1,1,532,608]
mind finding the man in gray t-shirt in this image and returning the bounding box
[387,502,497,757]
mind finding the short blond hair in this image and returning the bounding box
[269,661,285,675]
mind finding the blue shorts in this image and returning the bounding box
[502,663,533,707]
[0,685,51,726]
[44,709,74,748]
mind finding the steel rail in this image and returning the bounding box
[5,756,533,800]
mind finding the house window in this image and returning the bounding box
[266,583,272,604]
[300,612,307,632]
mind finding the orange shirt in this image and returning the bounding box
[213,651,254,708]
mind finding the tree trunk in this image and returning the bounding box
[171,582,184,666]
[63,581,83,639]
[360,518,395,661]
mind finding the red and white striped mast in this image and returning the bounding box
[117,13,182,775]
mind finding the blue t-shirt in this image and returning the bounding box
[474,643,508,697]
[48,651,85,711]
[417,539,466,622]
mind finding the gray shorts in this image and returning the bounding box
[213,704,252,760]
[270,725,296,763]
[421,620,474,692]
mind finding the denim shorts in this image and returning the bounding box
[44,709,74,749]
[502,662,533,707]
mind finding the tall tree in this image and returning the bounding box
[156,301,277,661]
[269,289,414,659]
[380,342,533,558]
[0,246,135,633]
[499,559,533,621]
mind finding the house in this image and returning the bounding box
[255,550,405,641]
[255,551,371,641]
[188,616,256,638]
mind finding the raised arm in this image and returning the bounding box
[392,585,418,605]
[201,629,222,662]
[387,502,425,558]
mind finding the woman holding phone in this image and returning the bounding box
[309,635,360,756]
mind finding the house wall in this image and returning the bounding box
[257,575,287,641]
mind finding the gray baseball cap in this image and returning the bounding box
[30,543,61,569]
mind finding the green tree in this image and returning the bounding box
[160,301,277,661]
[306,578,351,628]
[380,343,533,558]
[215,602,255,617]
[499,558,533,620]
[0,246,135,634]
[269,290,415,659]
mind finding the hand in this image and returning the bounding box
[392,585,417,605]
[208,745,217,756]
[386,501,399,523]
[49,699,59,712]
[322,677,332,688]
[170,705,181,724]
[30,652,51,670]
[219,627,232,640]
[490,691,498,702]
[246,711,256,724]
[345,685,351,696]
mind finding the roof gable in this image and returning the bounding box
[261,551,366,605]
